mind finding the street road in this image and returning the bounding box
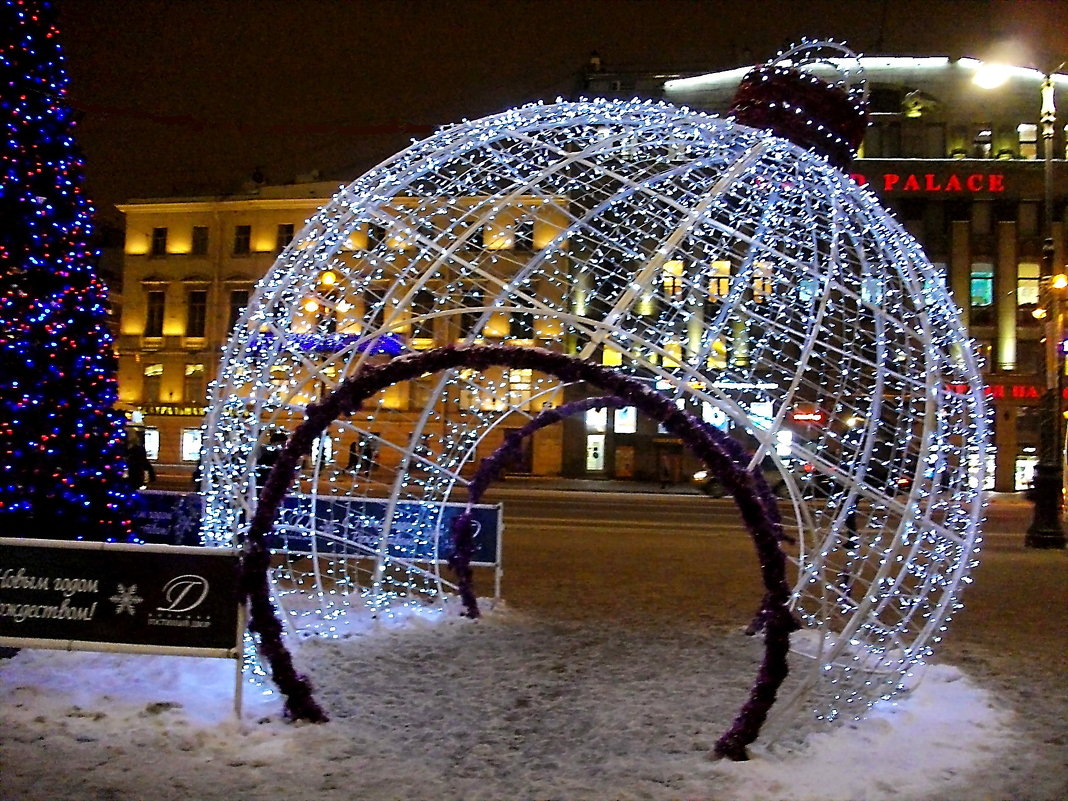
[472,488,1065,671]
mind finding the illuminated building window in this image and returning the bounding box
[1017,123,1038,160]
[514,217,534,249]
[228,288,250,330]
[143,427,160,461]
[191,226,209,256]
[185,289,207,338]
[973,126,992,159]
[662,259,685,298]
[663,340,683,368]
[508,368,533,408]
[143,363,163,402]
[707,337,728,370]
[708,260,731,300]
[181,427,202,462]
[753,261,773,302]
[233,224,251,255]
[276,223,295,252]
[1017,262,1040,306]
[614,406,637,434]
[150,227,168,257]
[601,345,623,366]
[144,290,165,337]
[585,407,607,433]
[183,363,205,403]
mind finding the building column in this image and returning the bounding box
[995,220,1018,371]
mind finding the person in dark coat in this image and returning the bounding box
[126,434,156,490]
[255,431,288,490]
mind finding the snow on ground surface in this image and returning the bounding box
[1,599,1063,801]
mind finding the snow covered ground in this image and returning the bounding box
[2,495,1065,801]
[1,604,1063,801]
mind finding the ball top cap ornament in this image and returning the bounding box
[729,40,869,169]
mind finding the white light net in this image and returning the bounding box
[202,98,989,729]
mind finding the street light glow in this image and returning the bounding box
[972,62,1011,89]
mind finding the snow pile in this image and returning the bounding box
[2,601,1051,801]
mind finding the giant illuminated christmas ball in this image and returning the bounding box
[203,44,989,729]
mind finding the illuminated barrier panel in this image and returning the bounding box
[271,494,501,567]
[0,539,241,658]
[132,490,502,567]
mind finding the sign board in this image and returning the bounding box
[271,495,502,567]
[133,491,502,568]
[0,539,241,658]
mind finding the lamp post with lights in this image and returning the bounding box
[974,61,1067,547]
[1027,66,1068,548]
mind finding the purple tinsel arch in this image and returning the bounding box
[448,394,788,626]
[240,344,798,760]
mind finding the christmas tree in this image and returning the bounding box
[0,0,134,540]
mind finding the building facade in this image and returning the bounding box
[115,56,1066,491]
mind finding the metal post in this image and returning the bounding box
[1026,72,1067,548]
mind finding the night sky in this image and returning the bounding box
[57,0,1068,225]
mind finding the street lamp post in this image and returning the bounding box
[974,59,1067,547]
[1025,70,1067,549]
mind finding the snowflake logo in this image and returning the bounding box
[109,584,144,616]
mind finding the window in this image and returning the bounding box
[233,224,251,255]
[191,226,209,256]
[510,311,536,340]
[144,290,165,337]
[183,363,205,403]
[973,126,992,158]
[276,223,294,252]
[143,363,163,402]
[143,427,160,461]
[661,259,685,298]
[1017,261,1041,311]
[185,290,207,338]
[924,123,946,157]
[585,407,608,433]
[150,227,168,257]
[410,288,436,339]
[180,428,202,462]
[752,261,773,302]
[1019,202,1039,237]
[974,264,995,324]
[514,217,534,249]
[708,260,731,300]
[614,406,637,434]
[507,368,533,409]
[1018,124,1038,160]
[228,288,250,330]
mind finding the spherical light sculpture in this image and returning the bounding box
[203,86,988,729]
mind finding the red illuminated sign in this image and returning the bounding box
[945,383,1068,400]
[850,173,1006,194]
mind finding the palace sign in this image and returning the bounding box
[850,172,1006,194]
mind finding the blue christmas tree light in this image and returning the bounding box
[0,0,134,540]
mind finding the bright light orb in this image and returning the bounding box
[202,97,989,732]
